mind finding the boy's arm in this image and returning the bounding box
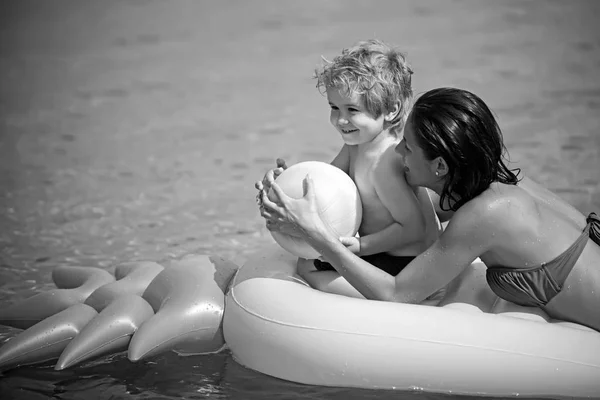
[358,222,420,256]
[330,145,351,174]
[358,151,425,256]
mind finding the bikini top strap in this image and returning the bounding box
[587,212,600,246]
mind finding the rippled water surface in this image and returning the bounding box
[1,0,599,399]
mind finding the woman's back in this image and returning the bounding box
[475,178,596,268]
[473,178,600,329]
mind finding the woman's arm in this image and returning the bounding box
[260,176,493,303]
[296,258,365,298]
[311,205,490,303]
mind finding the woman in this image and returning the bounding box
[258,87,600,331]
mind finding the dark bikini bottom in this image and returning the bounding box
[314,253,416,276]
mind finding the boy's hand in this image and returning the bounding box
[339,236,361,255]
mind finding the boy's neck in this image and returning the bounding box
[357,129,400,153]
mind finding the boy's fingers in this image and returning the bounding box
[276,158,287,169]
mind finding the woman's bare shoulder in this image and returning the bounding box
[452,183,533,234]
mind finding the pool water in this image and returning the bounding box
[1,1,599,399]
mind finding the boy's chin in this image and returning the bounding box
[340,136,363,146]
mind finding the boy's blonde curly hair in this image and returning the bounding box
[315,39,413,134]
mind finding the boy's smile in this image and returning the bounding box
[326,87,386,146]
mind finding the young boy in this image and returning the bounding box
[258,39,441,286]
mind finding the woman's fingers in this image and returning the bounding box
[302,174,315,199]
[260,206,278,220]
[264,167,284,184]
[266,180,290,208]
[265,220,278,231]
[264,169,274,183]
[260,189,283,214]
[255,184,264,207]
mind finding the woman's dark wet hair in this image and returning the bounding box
[411,87,521,211]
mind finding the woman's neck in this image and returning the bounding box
[428,180,446,198]
[429,183,461,212]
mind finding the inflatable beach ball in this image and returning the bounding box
[267,161,362,259]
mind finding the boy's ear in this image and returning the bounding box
[383,102,401,122]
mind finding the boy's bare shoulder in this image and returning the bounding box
[373,146,409,187]
[372,146,416,207]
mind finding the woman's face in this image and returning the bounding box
[395,115,436,188]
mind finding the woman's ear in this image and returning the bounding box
[384,102,401,122]
[433,157,449,178]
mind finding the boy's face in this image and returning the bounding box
[326,87,386,146]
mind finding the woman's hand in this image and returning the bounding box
[254,173,304,238]
[255,158,287,213]
[258,173,333,242]
[255,158,287,196]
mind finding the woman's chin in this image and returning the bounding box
[404,171,422,187]
[403,169,413,184]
